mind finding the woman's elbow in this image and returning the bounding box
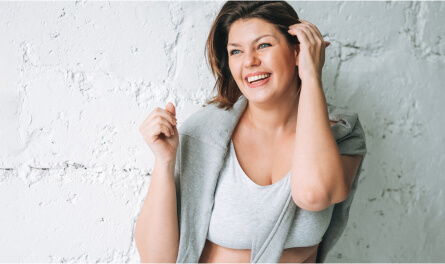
[291,188,334,212]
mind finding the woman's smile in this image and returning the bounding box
[245,72,272,88]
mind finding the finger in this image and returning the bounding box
[158,107,177,126]
[161,123,174,137]
[299,23,324,48]
[165,102,176,116]
[298,20,326,50]
[325,41,331,47]
[290,22,319,45]
[171,123,178,135]
[151,122,173,142]
[298,20,323,40]
[145,115,175,137]
[147,107,177,127]
[140,118,170,140]
[144,116,176,136]
[299,24,317,45]
[155,115,175,135]
[288,27,311,47]
[152,124,172,143]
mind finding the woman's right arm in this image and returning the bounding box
[135,102,180,263]
[135,159,179,263]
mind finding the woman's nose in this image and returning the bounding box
[244,51,260,67]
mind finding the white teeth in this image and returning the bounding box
[247,73,270,83]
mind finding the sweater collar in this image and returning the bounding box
[179,94,248,149]
[179,94,358,148]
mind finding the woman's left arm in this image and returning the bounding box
[288,20,363,212]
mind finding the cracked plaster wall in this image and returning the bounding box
[0,1,444,262]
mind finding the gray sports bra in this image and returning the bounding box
[207,139,334,249]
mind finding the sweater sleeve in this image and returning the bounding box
[336,116,367,156]
[329,105,367,156]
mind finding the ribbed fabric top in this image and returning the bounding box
[207,138,335,249]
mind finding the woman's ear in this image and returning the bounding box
[294,44,300,66]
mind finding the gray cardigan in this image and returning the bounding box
[173,94,367,263]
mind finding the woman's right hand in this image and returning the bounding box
[139,102,179,163]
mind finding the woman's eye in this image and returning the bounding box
[230,50,240,55]
[259,43,271,49]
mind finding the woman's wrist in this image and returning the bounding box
[154,158,176,172]
[301,76,323,90]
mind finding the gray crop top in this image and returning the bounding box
[207,139,335,250]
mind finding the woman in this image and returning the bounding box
[135,1,367,263]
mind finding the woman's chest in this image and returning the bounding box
[231,129,295,186]
[231,119,338,187]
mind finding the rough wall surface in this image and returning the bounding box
[0,1,444,262]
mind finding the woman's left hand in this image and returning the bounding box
[288,20,330,83]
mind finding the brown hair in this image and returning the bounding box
[203,1,301,109]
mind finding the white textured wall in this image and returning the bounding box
[0,1,444,262]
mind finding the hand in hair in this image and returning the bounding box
[287,19,330,83]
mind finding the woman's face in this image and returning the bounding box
[227,18,299,105]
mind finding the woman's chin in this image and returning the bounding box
[243,91,276,105]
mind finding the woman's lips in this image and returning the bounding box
[245,74,272,88]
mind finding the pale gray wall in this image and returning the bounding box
[0,1,443,262]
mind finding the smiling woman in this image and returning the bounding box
[135,1,367,264]
[205,1,302,110]
[226,18,300,106]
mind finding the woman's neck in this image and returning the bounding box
[243,88,300,137]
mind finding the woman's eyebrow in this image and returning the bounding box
[227,34,277,47]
